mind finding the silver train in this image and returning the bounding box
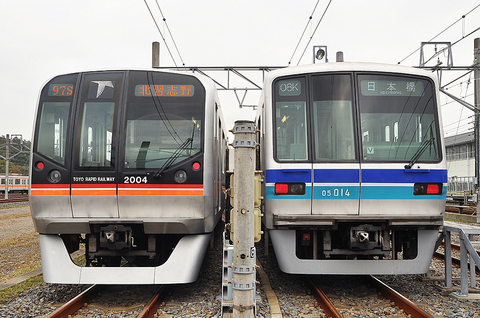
[256,63,447,275]
[30,69,227,284]
[0,174,29,194]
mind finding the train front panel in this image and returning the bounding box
[258,63,446,275]
[30,69,225,284]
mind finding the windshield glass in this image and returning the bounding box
[358,74,440,162]
[35,73,78,166]
[124,71,204,169]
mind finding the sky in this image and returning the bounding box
[1,0,480,141]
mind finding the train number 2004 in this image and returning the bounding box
[124,176,148,184]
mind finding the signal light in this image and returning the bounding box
[413,183,443,195]
[274,182,305,195]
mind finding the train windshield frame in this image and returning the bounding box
[123,71,205,170]
[272,71,441,164]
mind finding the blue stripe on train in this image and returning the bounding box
[266,169,447,183]
[265,168,447,200]
[266,185,445,200]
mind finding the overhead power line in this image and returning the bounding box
[398,4,480,65]
[143,0,179,70]
[297,0,333,65]
[154,0,186,68]
[288,0,321,66]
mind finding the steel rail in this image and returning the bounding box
[136,285,168,318]
[366,276,433,318]
[305,277,343,318]
[45,284,102,318]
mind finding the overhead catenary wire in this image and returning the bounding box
[154,0,186,68]
[398,3,480,65]
[296,0,333,66]
[143,0,179,70]
[288,0,321,66]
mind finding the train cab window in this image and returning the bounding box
[312,74,355,161]
[274,77,308,161]
[124,71,204,170]
[358,74,440,162]
[35,73,78,166]
[74,72,123,170]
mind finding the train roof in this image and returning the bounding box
[264,62,437,80]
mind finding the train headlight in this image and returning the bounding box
[47,170,62,183]
[174,170,187,183]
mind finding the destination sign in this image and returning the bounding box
[135,84,194,97]
[48,84,74,96]
[360,80,424,97]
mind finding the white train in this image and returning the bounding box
[30,69,227,284]
[256,62,446,275]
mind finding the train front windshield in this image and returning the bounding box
[124,71,203,170]
[34,70,205,176]
[274,72,440,163]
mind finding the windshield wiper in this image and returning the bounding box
[153,137,193,178]
[404,136,435,169]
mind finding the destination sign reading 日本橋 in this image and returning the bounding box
[134,84,194,97]
[360,80,425,97]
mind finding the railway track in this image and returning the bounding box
[0,194,28,204]
[44,284,168,318]
[307,275,434,318]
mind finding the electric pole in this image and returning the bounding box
[474,38,480,222]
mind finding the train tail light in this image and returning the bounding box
[413,183,443,195]
[275,182,306,195]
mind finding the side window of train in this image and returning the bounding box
[274,77,308,161]
[311,74,356,161]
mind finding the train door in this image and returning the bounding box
[310,74,360,215]
[70,72,124,218]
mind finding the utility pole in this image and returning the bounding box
[475,38,480,223]
[0,134,28,200]
[232,120,256,318]
[5,134,9,200]
[152,41,160,68]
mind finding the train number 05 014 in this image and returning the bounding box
[321,188,350,197]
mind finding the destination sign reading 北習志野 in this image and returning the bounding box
[135,85,194,97]
[48,84,74,96]
[360,80,425,97]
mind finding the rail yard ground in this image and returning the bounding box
[2,203,480,317]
